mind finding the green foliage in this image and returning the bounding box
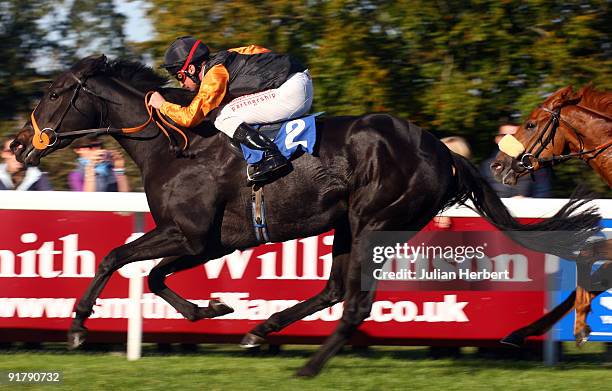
[52,0,132,68]
[0,0,53,120]
[0,0,141,190]
[0,0,610,196]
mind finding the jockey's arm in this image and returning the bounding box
[160,65,229,128]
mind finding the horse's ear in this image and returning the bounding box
[545,85,581,110]
[72,54,108,78]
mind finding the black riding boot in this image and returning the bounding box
[233,123,289,181]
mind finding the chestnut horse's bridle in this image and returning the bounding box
[516,104,612,172]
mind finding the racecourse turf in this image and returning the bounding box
[0,343,610,390]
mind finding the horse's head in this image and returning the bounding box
[490,85,582,185]
[11,55,109,166]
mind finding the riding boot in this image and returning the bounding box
[233,123,289,181]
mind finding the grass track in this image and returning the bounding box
[0,343,610,390]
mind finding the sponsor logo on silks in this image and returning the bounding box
[241,115,317,164]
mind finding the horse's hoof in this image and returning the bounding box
[209,299,234,317]
[67,328,88,350]
[239,332,266,349]
[575,326,592,347]
[295,365,319,378]
[500,332,525,348]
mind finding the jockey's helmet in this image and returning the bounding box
[160,36,210,76]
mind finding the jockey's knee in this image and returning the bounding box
[214,115,243,138]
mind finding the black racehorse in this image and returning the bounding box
[11,55,600,377]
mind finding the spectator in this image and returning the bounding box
[434,136,473,229]
[0,137,52,190]
[480,124,552,198]
[441,136,472,160]
[68,136,130,192]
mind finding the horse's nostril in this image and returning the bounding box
[10,140,21,153]
[490,162,503,172]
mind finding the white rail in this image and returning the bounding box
[1,190,611,217]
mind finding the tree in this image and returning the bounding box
[2,0,609,195]
[0,0,138,190]
[0,0,53,121]
[51,0,132,68]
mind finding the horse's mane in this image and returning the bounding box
[103,59,169,92]
[576,85,612,114]
[71,55,169,92]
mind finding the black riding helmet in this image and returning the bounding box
[160,36,210,83]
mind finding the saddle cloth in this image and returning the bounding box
[240,113,320,164]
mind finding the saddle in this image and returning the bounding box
[230,113,322,243]
[227,112,323,157]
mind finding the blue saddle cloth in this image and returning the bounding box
[240,114,318,164]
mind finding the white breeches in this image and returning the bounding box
[214,70,313,137]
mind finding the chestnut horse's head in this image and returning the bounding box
[490,85,592,185]
[11,55,108,166]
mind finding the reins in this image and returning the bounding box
[30,74,190,153]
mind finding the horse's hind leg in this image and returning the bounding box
[68,226,187,349]
[296,233,378,377]
[501,266,595,347]
[500,290,576,347]
[240,223,351,348]
[148,256,233,321]
[241,256,347,348]
[501,249,611,347]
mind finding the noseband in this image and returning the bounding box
[30,73,190,152]
[516,107,560,171]
[30,74,101,149]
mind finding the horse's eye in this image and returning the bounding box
[49,92,59,101]
[525,121,536,130]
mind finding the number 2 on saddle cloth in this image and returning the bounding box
[240,113,320,164]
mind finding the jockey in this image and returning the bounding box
[149,36,313,182]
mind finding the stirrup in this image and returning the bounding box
[246,156,288,182]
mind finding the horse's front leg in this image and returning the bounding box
[148,255,234,321]
[68,226,187,349]
[573,239,612,346]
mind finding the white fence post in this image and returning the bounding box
[127,212,145,361]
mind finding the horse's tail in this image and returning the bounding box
[445,152,600,260]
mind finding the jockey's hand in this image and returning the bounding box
[148,92,166,109]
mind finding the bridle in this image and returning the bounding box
[30,73,190,152]
[516,104,612,172]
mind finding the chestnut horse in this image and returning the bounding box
[491,85,611,346]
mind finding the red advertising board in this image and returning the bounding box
[0,209,548,345]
